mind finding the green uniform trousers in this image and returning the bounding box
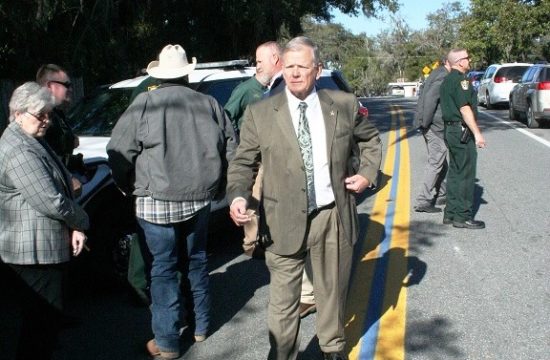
[444,122,477,222]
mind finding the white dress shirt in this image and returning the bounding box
[285,87,335,207]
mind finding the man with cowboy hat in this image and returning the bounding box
[107,44,237,359]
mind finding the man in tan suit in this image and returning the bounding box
[227,36,382,360]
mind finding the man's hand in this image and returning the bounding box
[345,174,370,193]
[460,105,485,149]
[229,198,252,226]
[475,133,486,148]
[71,176,82,197]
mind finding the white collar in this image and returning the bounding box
[285,87,318,110]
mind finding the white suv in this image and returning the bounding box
[70,60,255,161]
[477,63,531,109]
[509,63,550,128]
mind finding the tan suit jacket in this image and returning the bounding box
[227,89,382,255]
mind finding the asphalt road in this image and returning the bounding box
[381,97,550,360]
[1,97,548,360]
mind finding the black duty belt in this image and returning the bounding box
[309,202,335,217]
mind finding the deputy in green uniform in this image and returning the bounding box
[439,48,486,229]
[224,41,281,131]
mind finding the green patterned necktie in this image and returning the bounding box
[298,101,316,213]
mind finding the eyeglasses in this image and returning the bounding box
[457,56,471,62]
[26,111,50,122]
[49,80,72,89]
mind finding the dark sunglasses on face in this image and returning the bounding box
[49,80,72,89]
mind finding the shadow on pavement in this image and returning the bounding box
[0,210,256,360]
[406,316,464,358]
[209,258,270,336]
[473,181,486,218]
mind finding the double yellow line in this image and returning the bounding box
[346,105,411,360]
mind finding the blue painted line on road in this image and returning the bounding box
[359,114,402,359]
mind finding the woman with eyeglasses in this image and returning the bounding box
[0,82,89,359]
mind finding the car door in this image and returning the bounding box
[525,67,543,112]
[533,67,550,117]
[478,66,495,105]
[517,67,536,113]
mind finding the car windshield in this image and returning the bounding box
[317,74,352,93]
[192,78,250,106]
[69,87,133,137]
[495,66,530,82]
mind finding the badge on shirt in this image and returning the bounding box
[461,80,469,90]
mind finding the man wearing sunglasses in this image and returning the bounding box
[439,49,486,229]
[37,64,82,196]
[36,64,80,167]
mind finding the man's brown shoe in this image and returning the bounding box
[299,302,316,318]
[146,339,180,359]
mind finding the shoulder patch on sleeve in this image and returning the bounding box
[461,80,469,91]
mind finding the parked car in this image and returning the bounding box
[68,61,364,278]
[509,63,550,128]
[388,85,405,96]
[477,63,531,109]
[467,71,485,92]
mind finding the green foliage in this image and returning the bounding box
[359,0,400,17]
[459,0,550,65]
[424,2,467,52]
[0,0,399,90]
[1,0,547,97]
[306,0,548,94]
[302,17,394,95]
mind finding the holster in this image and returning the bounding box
[460,123,471,144]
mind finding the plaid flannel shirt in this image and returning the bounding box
[135,196,210,224]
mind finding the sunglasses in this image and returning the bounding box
[49,80,72,89]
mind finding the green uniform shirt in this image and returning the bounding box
[440,69,478,123]
[224,76,266,130]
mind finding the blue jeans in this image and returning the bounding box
[137,204,211,352]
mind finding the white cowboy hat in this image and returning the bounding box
[146,44,197,79]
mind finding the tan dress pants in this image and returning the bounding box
[242,166,263,255]
[265,206,353,360]
[243,166,316,305]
